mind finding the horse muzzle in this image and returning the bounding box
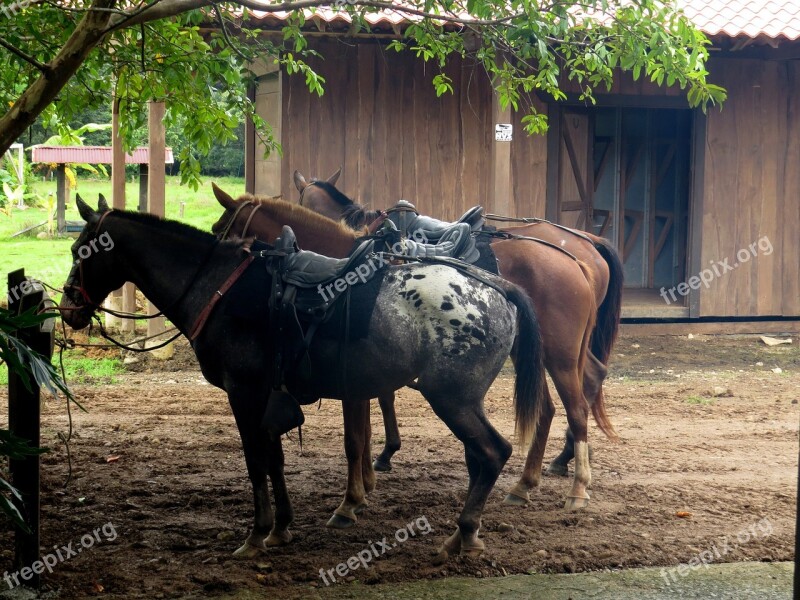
[58,293,94,330]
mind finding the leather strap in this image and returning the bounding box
[188,254,255,341]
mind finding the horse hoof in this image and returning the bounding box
[373,458,392,472]
[431,550,449,566]
[564,495,590,511]
[546,462,569,477]
[326,512,357,529]
[461,540,485,557]
[232,541,265,558]
[502,492,528,506]
[354,502,368,515]
[265,530,292,547]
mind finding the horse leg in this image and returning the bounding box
[503,385,555,505]
[546,427,575,476]
[549,366,592,510]
[361,401,376,496]
[263,435,294,547]
[373,392,401,472]
[427,397,512,562]
[327,399,370,529]
[547,351,605,475]
[227,387,280,557]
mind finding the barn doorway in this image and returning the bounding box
[550,106,692,296]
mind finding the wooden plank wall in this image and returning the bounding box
[699,57,800,317]
[280,38,494,220]
[510,96,548,217]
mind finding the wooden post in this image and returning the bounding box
[244,84,256,195]
[7,269,55,590]
[491,86,512,216]
[138,164,149,212]
[147,101,167,341]
[109,98,128,332]
[55,164,66,235]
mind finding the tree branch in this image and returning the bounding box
[106,0,523,33]
[0,37,51,73]
[0,0,116,153]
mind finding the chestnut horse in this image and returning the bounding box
[294,168,623,471]
[211,184,613,511]
[63,195,546,560]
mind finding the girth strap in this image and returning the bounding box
[485,213,596,245]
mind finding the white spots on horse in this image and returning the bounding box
[393,264,506,356]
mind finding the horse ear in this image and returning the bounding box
[293,170,307,193]
[327,166,342,186]
[76,194,99,225]
[212,182,238,209]
[97,194,110,212]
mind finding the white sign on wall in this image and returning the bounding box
[495,123,513,142]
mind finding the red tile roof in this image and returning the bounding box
[31,146,174,165]
[246,1,800,42]
[680,0,800,41]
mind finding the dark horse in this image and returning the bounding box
[61,195,546,560]
[212,183,614,510]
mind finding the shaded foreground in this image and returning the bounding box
[0,333,797,598]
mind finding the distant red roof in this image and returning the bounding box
[31,146,174,165]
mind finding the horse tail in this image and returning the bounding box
[502,282,546,449]
[576,260,617,441]
[591,236,624,365]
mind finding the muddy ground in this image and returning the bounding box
[1,332,798,598]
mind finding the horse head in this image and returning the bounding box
[60,195,125,329]
[293,168,385,230]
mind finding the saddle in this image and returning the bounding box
[258,226,387,438]
[277,226,376,289]
[379,200,491,268]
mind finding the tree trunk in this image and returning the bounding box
[0,0,117,153]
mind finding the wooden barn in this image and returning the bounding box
[241,0,800,330]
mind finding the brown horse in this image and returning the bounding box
[294,168,623,473]
[211,184,614,511]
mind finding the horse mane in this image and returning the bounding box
[236,193,365,240]
[115,210,246,251]
[310,180,354,207]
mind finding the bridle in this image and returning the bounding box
[217,200,261,241]
[297,180,321,207]
[64,209,116,311]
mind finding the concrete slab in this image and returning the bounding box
[220,561,793,600]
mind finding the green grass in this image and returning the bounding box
[685,395,714,405]
[0,353,123,386]
[0,175,245,297]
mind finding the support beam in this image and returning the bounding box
[110,97,128,332]
[490,89,512,215]
[55,164,66,235]
[147,101,167,340]
[138,164,148,212]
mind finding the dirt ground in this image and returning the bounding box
[1,332,798,598]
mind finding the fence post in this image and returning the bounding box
[7,268,55,589]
